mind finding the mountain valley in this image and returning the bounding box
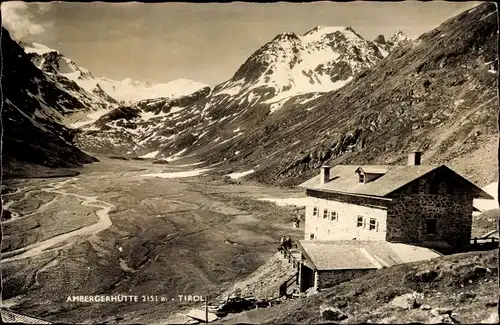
[1,2,499,324]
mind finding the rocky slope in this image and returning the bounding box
[67,4,497,188]
[212,26,406,110]
[230,250,498,324]
[218,252,298,301]
[73,26,407,159]
[1,28,98,176]
[373,31,411,54]
[206,2,498,187]
[21,42,118,111]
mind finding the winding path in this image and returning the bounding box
[2,178,115,263]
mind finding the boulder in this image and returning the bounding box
[457,292,476,302]
[414,269,439,282]
[390,292,424,310]
[461,266,490,284]
[319,305,348,321]
[430,308,453,317]
[334,300,348,309]
[428,314,455,324]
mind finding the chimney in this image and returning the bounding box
[408,151,422,166]
[320,166,331,184]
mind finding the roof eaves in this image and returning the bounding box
[297,241,318,271]
[316,266,378,271]
[442,166,496,199]
[306,187,393,201]
[381,165,495,199]
[381,165,443,198]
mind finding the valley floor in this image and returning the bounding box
[1,157,305,324]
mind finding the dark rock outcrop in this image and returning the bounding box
[1,28,98,175]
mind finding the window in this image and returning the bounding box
[313,207,318,216]
[425,219,437,234]
[438,182,447,195]
[359,174,365,183]
[369,218,377,231]
[329,211,337,221]
[357,216,364,227]
[310,233,315,240]
[323,209,328,219]
[418,179,430,194]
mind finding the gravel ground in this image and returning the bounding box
[1,157,305,324]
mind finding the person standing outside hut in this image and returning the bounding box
[279,235,285,252]
[285,235,292,250]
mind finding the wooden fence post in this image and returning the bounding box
[205,295,208,323]
[496,6,500,321]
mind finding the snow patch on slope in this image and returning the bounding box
[139,150,160,158]
[227,170,255,179]
[164,148,187,162]
[142,168,212,179]
[69,109,114,129]
[257,197,308,207]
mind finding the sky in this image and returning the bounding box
[2,1,484,86]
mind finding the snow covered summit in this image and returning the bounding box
[212,25,408,110]
[21,41,208,105]
[97,77,209,104]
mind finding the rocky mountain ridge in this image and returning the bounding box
[214,26,409,111]
[21,42,208,105]
[220,3,498,187]
[21,42,118,110]
[6,4,496,189]
[73,26,409,159]
[74,4,497,188]
[2,29,98,176]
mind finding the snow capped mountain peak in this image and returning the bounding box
[21,42,208,105]
[304,25,347,35]
[22,41,59,55]
[20,42,117,108]
[154,78,207,90]
[117,77,151,88]
[301,26,363,43]
[22,41,95,81]
[272,32,301,42]
[389,30,410,43]
[223,25,393,111]
[305,25,346,34]
[96,77,209,104]
[374,30,411,53]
